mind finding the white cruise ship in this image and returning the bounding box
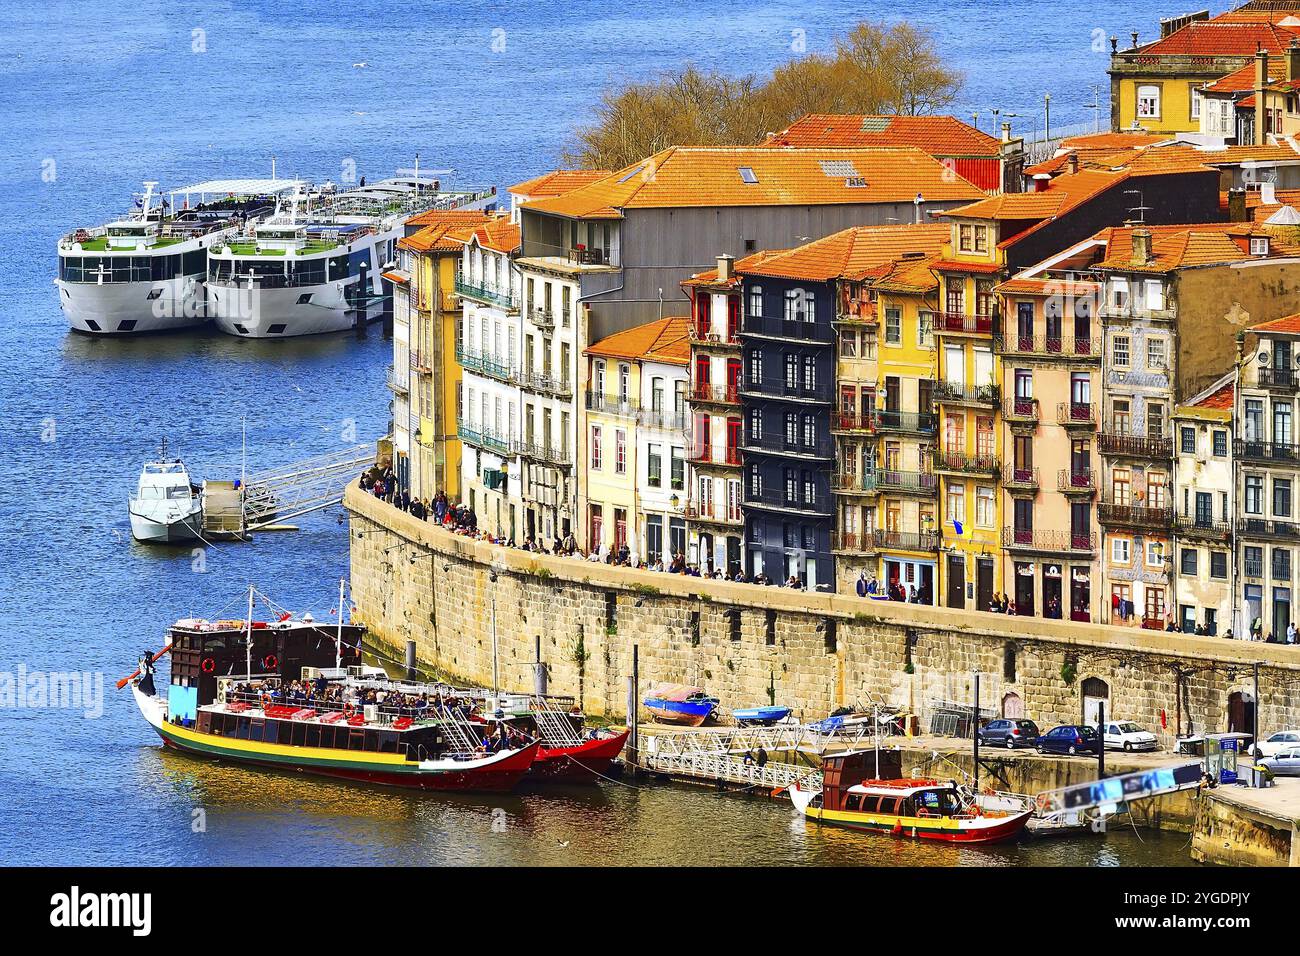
[56,179,303,335]
[206,174,497,338]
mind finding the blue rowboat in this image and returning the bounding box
[733,705,792,727]
[643,684,719,726]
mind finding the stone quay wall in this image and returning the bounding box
[347,485,1300,747]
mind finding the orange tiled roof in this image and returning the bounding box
[466,217,521,255]
[398,213,496,253]
[681,251,784,290]
[1193,380,1235,410]
[509,169,613,198]
[1212,3,1300,26]
[1058,131,1169,151]
[1204,61,1284,93]
[585,316,691,364]
[1250,311,1300,334]
[520,146,985,219]
[759,114,1001,155]
[1088,142,1300,176]
[995,276,1100,296]
[1092,222,1298,272]
[945,168,1127,222]
[733,223,948,282]
[405,208,497,228]
[1132,21,1299,57]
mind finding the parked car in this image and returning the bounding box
[1253,730,1300,759]
[1103,721,1159,752]
[978,718,1040,749]
[1258,747,1300,777]
[1036,725,1101,756]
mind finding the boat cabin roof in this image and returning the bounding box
[142,460,188,475]
[845,778,952,798]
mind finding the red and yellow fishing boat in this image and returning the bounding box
[789,752,1031,844]
[469,694,629,783]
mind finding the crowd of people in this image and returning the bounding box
[853,572,933,605]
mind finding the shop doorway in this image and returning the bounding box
[1043,565,1063,619]
[946,555,965,609]
[1014,563,1035,615]
[1081,676,1110,727]
[977,558,994,612]
[1228,691,1256,737]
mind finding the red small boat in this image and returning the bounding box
[531,729,630,782]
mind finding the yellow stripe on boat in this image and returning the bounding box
[161,720,410,766]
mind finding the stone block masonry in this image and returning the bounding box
[347,484,1300,746]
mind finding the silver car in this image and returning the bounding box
[1259,747,1300,777]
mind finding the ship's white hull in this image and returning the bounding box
[57,275,208,335]
[129,503,204,544]
[208,279,359,337]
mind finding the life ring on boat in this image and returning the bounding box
[200,657,215,673]
[262,654,278,671]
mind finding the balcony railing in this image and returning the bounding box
[688,446,742,466]
[833,411,877,433]
[585,392,638,417]
[831,531,880,554]
[1003,465,1040,491]
[1175,515,1232,541]
[510,439,572,467]
[527,306,555,330]
[745,488,832,515]
[1235,439,1300,464]
[742,312,829,341]
[876,409,937,434]
[1003,397,1040,425]
[833,305,878,326]
[690,382,741,405]
[455,345,515,384]
[935,311,997,335]
[1098,431,1172,459]
[1237,517,1300,542]
[1257,367,1298,390]
[684,502,743,525]
[1058,469,1096,494]
[833,471,880,494]
[1245,558,1264,579]
[1001,527,1096,554]
[1057,402,1096,428]
[690,325,739,347]
[454,275,519,310]
[742,433,835,459]
[933,381,999,406]
[934,451,1000,476]
[518,369,571,398]
[410,349,432,374]
[457,424,511,457]
[996,334,1101,359]
[638,408,690,432]
[1097,498,1174,529]
[875,529,942,552]
[386,364,410,395]
[877,469,939,494]
[566,246,610,266]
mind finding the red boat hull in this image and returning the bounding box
[532,730,629,782]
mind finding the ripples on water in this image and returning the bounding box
[0,0,1188,865]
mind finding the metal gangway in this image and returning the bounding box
[238,442,376,531]
[643,717,893,760]
[434,704,485,756]
[532,696,584,748]
[639,746,824,793]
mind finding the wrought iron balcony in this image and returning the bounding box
[1174,515,1232,541]
[638,408,690,432]
[742,312,830,341]
[1057,402,1097,428]
[454,275,519,310]
[935,311,997,335]
[831,531,880,554]
[1098,497,1174,529]
[584,391,638,417]
[1058,469,1096,494]
[832,411,877,434]
[517,369,571,398]
[455,345,514,384]
[1098,430,1172,459]
[876,409,937,435]
[510,439,572,468]
[1003,464,1040,491]
[832,470,880,494]
[1257,367,1298,390]
[933,381,999,406]
[877,469,939,495]
[996,334,1101,360]
[874,529,942,553]
[934,450,1000,477]
[1003,397,1040,425]
[1235,439,1300,464]
[744,487,832,515]
[684,502,743,525]
[1237,517,1300,542]
[690,382,741,405]
[386,364,410,395]
[687,445,742,467]
[689,324,739,346]
[742,433,834,459]
[457,424,511,457]
[527,306,555,330]
[566,246,610,266]
[1001,527,1096,554]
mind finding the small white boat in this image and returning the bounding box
[129,444,204,543]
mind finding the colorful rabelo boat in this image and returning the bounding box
[125,595,539,793]
[789,751,1032,844]
[469,694,629,783]
[642,684,719,726]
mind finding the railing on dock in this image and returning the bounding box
[639,744,823,792]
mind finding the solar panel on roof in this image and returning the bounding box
[738,166,758,184]
[860,117,892,132]
[619,165,646,183]
[820,160,859,178]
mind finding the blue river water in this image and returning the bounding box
[0,0,1194,865]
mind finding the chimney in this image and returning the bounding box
[1257,48,1270,146]
[716,254,734,283]
[1001,122,1012,143]
[1289,39,1300,82]
[1068,152,1080,175]
[1031,173,1052,193]
[1131,228,1153,266]
[1262,181,1277,206]
[1229,186,1248,223]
